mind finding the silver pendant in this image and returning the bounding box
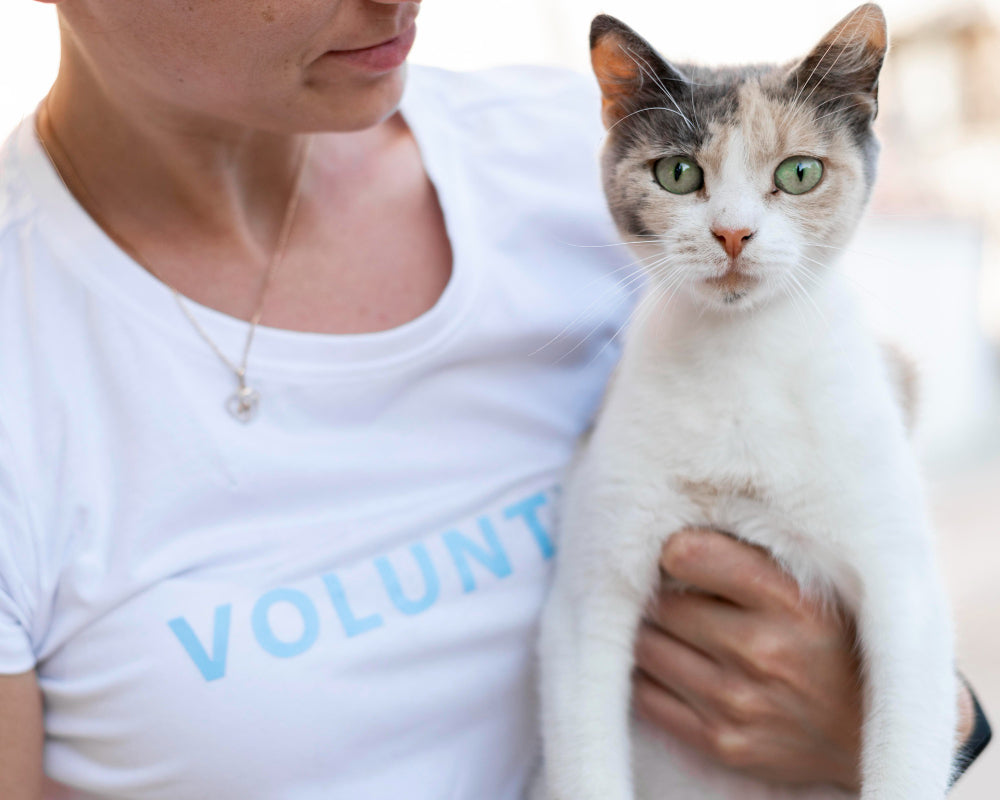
[226,383,260,423]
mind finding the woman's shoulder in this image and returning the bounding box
[409,63,598,109]
[405,63,603,144]
[0,119,37,251]
[402,63,607,204]
[0,126,49,670]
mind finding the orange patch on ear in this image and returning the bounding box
[834,3,887,50]
[787,3,887,106]
[812,3,887,63]
[591,36,641,128]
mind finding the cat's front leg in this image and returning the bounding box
[539,585,648,800]
[538,509,666,800]
[853,546,957,800]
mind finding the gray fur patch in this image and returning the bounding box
[592,12,886,241]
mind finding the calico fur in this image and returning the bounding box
[535,6,956,800]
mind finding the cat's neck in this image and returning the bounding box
[629,270,853,362]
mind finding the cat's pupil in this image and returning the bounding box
[674,162,684,182]
[796,163,805,182]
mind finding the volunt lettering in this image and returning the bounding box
[168,488,557,681]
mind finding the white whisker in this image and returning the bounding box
[780,273,814,332]
[529,263,651,358]
[812,100,874,124]
[621,46,695,133]
[793,5,867,107]
[559,238,662,249]
[538,253,686,362]
[605,106,695,137]
[586,263,687,367]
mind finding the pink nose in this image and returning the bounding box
[711,227,754,259]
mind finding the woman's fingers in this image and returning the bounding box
[645,587,753,670]
[659,528,803,612]
[634,621,723,717]
[637,610,798,731]
[638,528,865,789]
[632,669,713,754]
[632,667,765,773]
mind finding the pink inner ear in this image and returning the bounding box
[591,37,640,125]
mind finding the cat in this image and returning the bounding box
[533,5,957,800]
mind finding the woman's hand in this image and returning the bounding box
[633,527,979,789]
[632,527,864,789]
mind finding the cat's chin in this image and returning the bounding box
[687,278,779,314]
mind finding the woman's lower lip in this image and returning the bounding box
[322,24,417,73]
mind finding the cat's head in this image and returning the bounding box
[591,4,887,313]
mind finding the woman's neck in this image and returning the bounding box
[39,39,393,266]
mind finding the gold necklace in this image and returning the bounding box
[36,99,311,423]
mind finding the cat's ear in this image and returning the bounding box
[787,3,888,119]
[590,14,689,129]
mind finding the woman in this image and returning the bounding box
[0,1,985,798]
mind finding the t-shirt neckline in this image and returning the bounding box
[14,66,477,378]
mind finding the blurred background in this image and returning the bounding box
[2,0,998,797]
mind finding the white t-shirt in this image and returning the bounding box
[0,65,631,799]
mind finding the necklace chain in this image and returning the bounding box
[35,98,311,423]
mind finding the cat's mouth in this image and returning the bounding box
[704,269,760,294]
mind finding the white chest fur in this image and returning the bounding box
[534,276,957,800]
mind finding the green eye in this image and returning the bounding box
[774,156,823,194]
[654,156,703,194]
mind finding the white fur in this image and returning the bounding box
[533,138,957,799]
[534,273,957,799]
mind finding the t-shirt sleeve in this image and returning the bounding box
[0,420,38,674]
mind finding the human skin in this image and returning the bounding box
[34,0,451,335]
[638,529,976,790]
[7,1,972,796]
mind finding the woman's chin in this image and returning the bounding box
[311,63,408,131]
